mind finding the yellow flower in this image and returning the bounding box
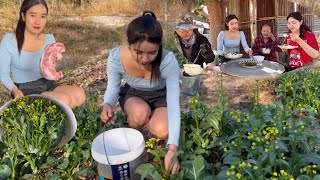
[265,134,270,140]
[253,166,258,170]
[236,173,241,179]
[273,172,277,176]
[231,165,235,169]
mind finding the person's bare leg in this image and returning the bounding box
[41,90,72,107]
[148,107,168,139]
[124,97,151,129]
[42,85,85,108]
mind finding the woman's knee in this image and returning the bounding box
[42,91,72,107]
[127,108,150,128]
[150,122,168,139]
[73,86,86,105]
[55,85,86,107]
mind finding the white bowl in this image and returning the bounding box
[183,64,203,76]
[262,48,271,54]
[227,53,243,59]
[0,95,77,148]
[253,55,265,63]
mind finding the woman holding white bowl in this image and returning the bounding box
[217,14,252,64]
[281,12,319,71]
[252,24,282,62]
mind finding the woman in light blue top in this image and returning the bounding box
[217,14,253,63]
[100,11,180,174]
[0,0,85,108]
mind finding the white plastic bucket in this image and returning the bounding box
[91,128,145,180]
[0,94,77,148]
[181,75,201,96]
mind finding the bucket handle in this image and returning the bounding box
[102,127,110,164]
[102,125,132,165]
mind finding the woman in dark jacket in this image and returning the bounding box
[175,22,215,67]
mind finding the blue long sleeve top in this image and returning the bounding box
[217,31,250,56]
[0,33,55,91]
[103,47,181,146]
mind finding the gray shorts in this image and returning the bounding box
[118,84,167,111]
[12,78,58,98]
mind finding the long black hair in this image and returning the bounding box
[225,14,238,30]
[287,12,311,38]
[127,10,163,84]
[16,0,48,54]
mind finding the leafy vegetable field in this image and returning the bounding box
[0,69,320,180]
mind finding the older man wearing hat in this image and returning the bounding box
[175,21,215,68]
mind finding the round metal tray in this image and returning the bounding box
[220,58,285,77]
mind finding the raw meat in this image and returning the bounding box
[40,42,66,80]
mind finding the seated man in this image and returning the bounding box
[252,24,282,62]
[174,21,215,67]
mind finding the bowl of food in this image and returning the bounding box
[253,55,265,63]
[227,52,243,59]
[0,95,77,152]
[183,64,203,76]
[277,44,298,50]
[261,48,271,54]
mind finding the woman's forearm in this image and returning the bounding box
[297,39,319,59]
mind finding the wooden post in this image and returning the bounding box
[275,0,278,17]
[208,0,226,50]
[250,0,257,44]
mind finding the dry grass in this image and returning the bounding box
[45,18,127,69]
[48,0,190,17]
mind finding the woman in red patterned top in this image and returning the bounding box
[252,24,282,62]
[280,12,319,70]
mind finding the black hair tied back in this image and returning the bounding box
[142,11,157,20]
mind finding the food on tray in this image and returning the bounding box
[232,52,238,55]
[240,61,258,66]
[239,60,262,67]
